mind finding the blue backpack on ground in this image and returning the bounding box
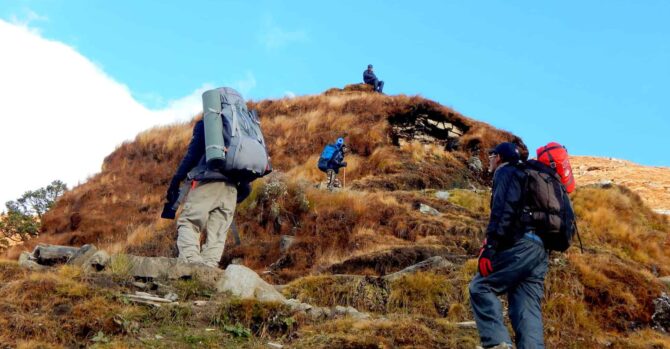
[318,138,344,172]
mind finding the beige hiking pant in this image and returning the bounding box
[176,181,237,267]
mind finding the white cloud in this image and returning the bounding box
[0,19,211,207]
[284,91,296,98]
[9,8,48,33]
[259,16,308,49]
[228,72,257,97]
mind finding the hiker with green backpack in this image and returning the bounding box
[469,142,578,349]
[161,87,271,267]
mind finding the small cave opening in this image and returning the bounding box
[388,106,469,151]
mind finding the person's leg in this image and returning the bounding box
[200,181,237,267]
[176,182,219,264]
[378,80,384,93]
[326,169,336,190]
[470,274,513,347]
[470,238,538,347]
[508,241,548,349]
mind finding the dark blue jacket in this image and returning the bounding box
[173,120,206,183]
[363,69,377,84]
[486,162,527,250]
[172,120,251,202]
[327,146,346,173]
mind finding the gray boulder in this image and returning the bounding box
[216,264,285,302]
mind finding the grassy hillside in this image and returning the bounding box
[2,86,669,348]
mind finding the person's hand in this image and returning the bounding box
[341,161,348,167]
[478,239,496,277]
[237,182,251,203]
[161,203,176,220]
[166,178,181,203]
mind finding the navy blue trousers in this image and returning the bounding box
[367,79,384,93]
[469,236,548,349]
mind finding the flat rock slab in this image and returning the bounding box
[382,256,455,281]
[120,255,224,285]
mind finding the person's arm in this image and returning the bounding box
[363,70,374,82]
[172,121,205,184]
[485,167,523,248]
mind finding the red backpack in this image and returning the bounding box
[536,142,575,193]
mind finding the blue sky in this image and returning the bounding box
[0,1,668,204]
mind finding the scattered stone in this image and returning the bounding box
[659,277,670,289]
[284,298,312,312]
[216,264,285,302]
[598,180,614,188]
[334,306,347,315]
[307,306,328,320]
[382,256,454,281]
[434,191,451,201]
[230,258,244,265]
[132,282,148,289]
[456,321,477,329]
[654,209,670,216]
[164,292,179,302]
[267,342,283,349]
[419,203,440,216]
[155,335,163,340]
[468,156,483,173]
[124,292,178,307]
[67,244,98,267]
[87,250,111,271]
[653,293,670,332]
[193,300,208,306]
[205,328,215,332]
[18,252,47,271]
[280,235,296,253]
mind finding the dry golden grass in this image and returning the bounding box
[3,86,670,347]
[572,156,670,211]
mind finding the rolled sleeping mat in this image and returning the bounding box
[202,89,226,170]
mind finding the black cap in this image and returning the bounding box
[368,64,373,69]
[488,142,520,163]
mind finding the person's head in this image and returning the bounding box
[488,142,520,172]
[367,64,373,71]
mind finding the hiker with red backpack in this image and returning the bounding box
[469,142,578,349]
[317,138,348,191]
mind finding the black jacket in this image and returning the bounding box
[173,120,206,183]
[327,146,346,173]
[363,69,377,84]
[172,120,251,202]
[486,162,527,250]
